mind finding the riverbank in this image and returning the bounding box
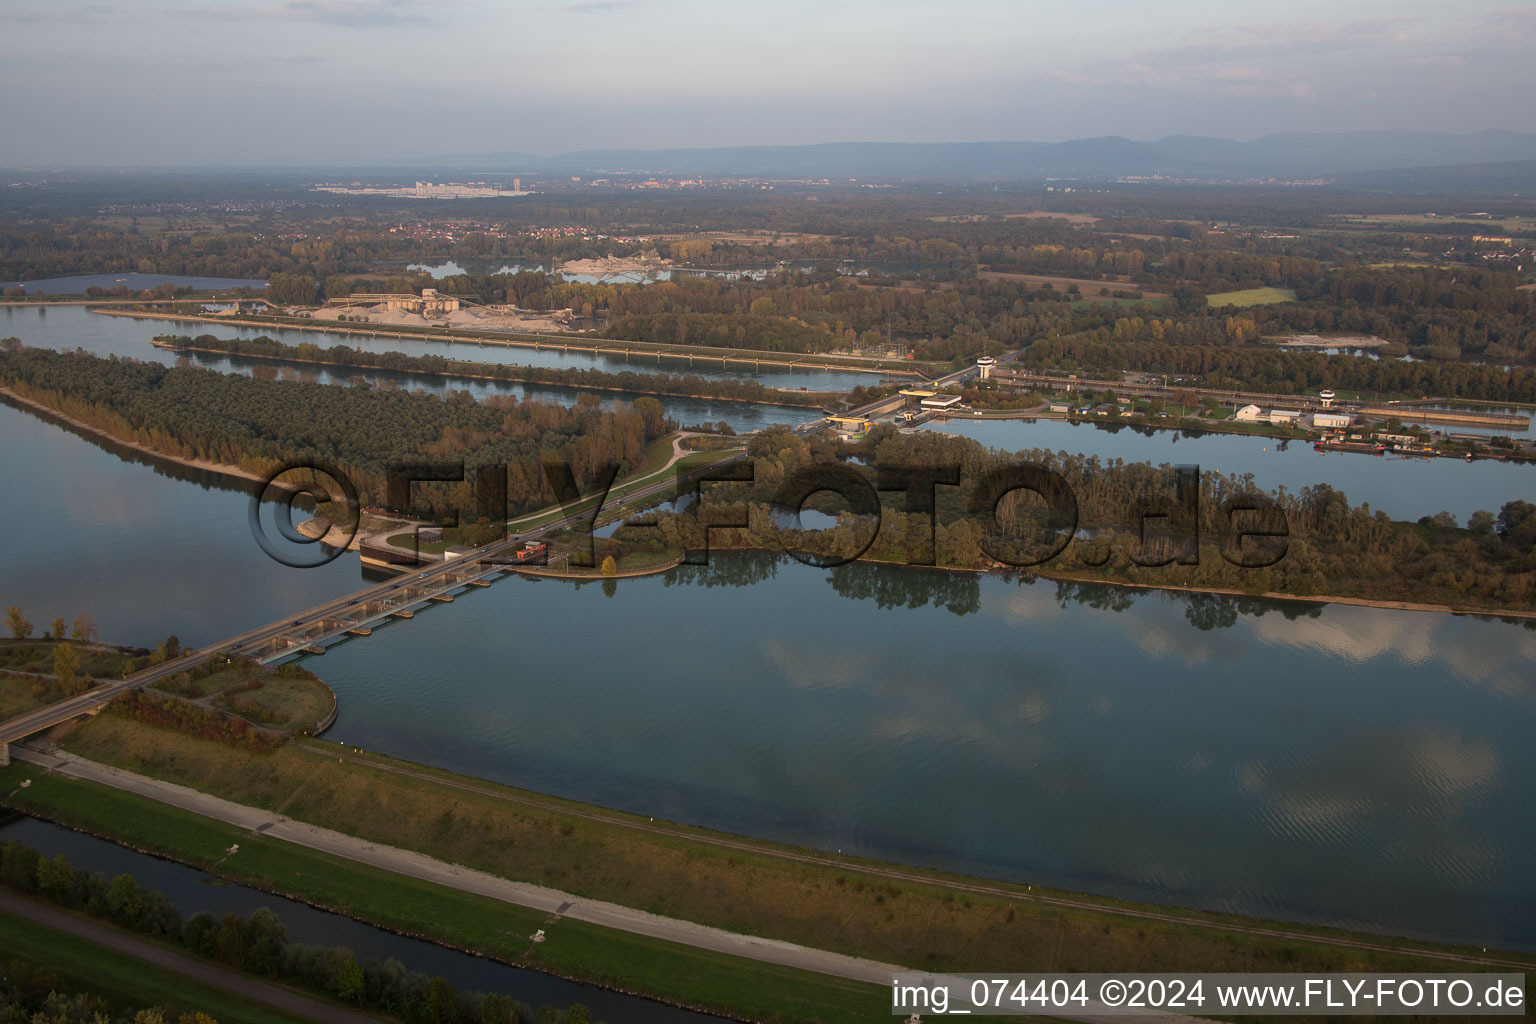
[686,544,1536,621]
[94,306,925,378]
[0,897,330,1024]
[0,893,369,1024]
[933,406,1318,444]
[148,337,835,410]
[5,730,1534,1024]
[0,384,276,493]
[12,724,1536,1019]
[1,750,887,1024]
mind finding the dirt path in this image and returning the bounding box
[0,891,381,1023]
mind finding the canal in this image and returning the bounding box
[0,814,717,1022]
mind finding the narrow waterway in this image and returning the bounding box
[0,815,717,1022]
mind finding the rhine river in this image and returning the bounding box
[0,304,835,432]
[3,397,1536,953]
[3,304,1533,521]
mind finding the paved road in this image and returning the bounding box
[0,447,747,748]
[0,890,380,1023]
[11,746,1214,1024]
[12,746,908,986]
[286,746,1536,973]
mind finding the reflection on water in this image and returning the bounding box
[0,305,828,433]
[0,303,876,392]
[928,417,1536,522]
[293,552,1536,952]
[0,401,362,646]
[7,325,1536,955]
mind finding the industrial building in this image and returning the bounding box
[325,288,461,314]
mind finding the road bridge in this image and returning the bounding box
[793,363,980,434]
[0,450,746,764]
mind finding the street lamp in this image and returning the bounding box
[5,779,31,800]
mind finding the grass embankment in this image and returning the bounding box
[506,445,743,535]
[37,720,1536,993]
[0,640,135,678]
[1205,287,1298,308]
[0,907,309,1024]
[0,761,883,1024]
[0,673,53,717]
[155,663,334,735]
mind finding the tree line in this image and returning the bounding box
[154,333,827,406]
[0,841,597,1024]
[618,427,1536,612]
[0,345,671,519]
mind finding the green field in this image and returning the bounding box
[1,761,886,1024]
[0,640,134,679]
[0,907,311,1023]
[15,721,1536,1023]
[1205,286,1298,307]
[0,672,51,718]
[213,674,333,732]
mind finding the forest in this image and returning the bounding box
[0,344,670,519]
[609,427,1536,613]
[152,334,829,407]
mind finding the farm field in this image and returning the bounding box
[977,270,1167,300]
[1206,286,1298,307]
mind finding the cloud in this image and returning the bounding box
[1148,16,1422,64]
[563,0,640,11]
[175,0,440,27]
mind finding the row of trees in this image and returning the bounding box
[3,968,214,1023]
[0,345,672,519]
[1025,331,1536,402]
[0,842,596,1024]
[620,427,1536,611]
[156,333,827,406]
[4,607,96,644]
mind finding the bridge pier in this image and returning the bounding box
[0,741,8,767]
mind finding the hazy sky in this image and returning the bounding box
[2,0,1532,165]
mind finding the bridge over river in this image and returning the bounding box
[0,450,746,764]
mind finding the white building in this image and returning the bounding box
[1269,409,1301,426]
[921,394,963,410]
[1233,404,1264,423]
[1314,412,1352,430]
[975,356,996,380]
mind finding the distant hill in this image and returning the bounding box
[405,131,1536,184]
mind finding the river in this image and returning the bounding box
[5,304,1531,522]
[0,303,876,391]
[0,815,716,1022]
[0,304,827,433]
[3,400,1536,953]
[926,416,1535,523]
